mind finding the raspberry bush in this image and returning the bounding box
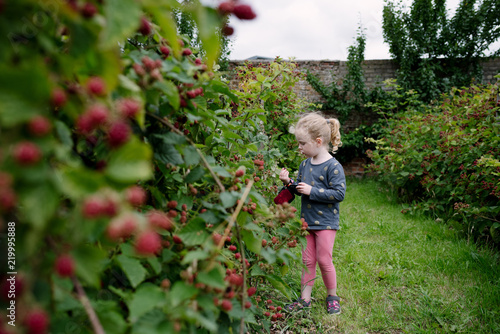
[367,80,500,244]
[0,1,307,333]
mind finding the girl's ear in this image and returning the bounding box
[316,138,323,146]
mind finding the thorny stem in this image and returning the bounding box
[148,113,225,192]
[71,276,105,334]
[235,222,248,334]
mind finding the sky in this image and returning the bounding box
[210,0,469,61]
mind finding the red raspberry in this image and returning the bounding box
[229,274,243,286]
[135,231,162,255]
[82,197,104,218]
[86,76,106,96]
[160,46,170,57]
[25,309,49,334]
[272,237,278,244]
[86,104,109,126]
[125,185,146,207]
[264,311,270,317]
[141,56,156,72]
[221,299,232,312]
[107,214,137,240]
[234,252,241,260]
[194,58,202,65]
[172,235,183,244]
[167,210,178,218]
[51,88,67,107]
[212,232,222,245]
[117,98,141,118]
[235,169,244,177]
[13,141,41,166]
[0,188,16,211]
[167,200,178,209]
[271,313,278,321]
[107,121,131,147]
[276,306,282,311]
[181,203,187,211]
[147,210,174,231]
[55,254,75,277]
[28,116,52,137]
[186,90,197,99]
[245,301,252,309]
[80,2,97,18]
[218,1,234,14]
[76,114,93,134]
[233,4,256,20]
[222,25,234,36]
[267,299,272,304]
[228,245,237,252]
[261,239,267,247]
[133,63,146,76]
[182,48,192,56]
[247,286,257,297]
[138,17,152,36]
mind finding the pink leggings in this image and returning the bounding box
[301,229,337,289]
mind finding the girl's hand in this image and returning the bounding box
[279,168,290,184]
[296,182,312,195]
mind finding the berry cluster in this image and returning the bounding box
[216,1,257,36]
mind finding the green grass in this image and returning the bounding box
[277,177,500,333]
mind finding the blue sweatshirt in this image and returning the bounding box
[294,157,346,230]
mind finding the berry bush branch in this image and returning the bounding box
[71,276,105,334]
[148,112,226,191]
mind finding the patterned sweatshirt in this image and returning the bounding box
[293,157,346,230]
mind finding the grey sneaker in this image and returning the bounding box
[284,297,311,312]
[326,295,341,314]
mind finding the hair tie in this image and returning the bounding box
[326,119,330,124]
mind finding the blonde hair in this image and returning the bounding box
[295,113,342,153]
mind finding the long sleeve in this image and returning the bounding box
[309,163,346,203]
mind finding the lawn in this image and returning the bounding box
[275,177,500,333]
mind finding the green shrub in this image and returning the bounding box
[367,81,500,244]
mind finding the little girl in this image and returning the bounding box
[279,112,346,315]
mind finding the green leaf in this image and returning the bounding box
[73,245,107,288]
[181,250,210,265]
[197,267,226,289]
[167,281,198,308]
[241,229,262,254]
[97,302,128,334]
[266,274,291,299]
[183,145,201,166]
[220,191,238,208]
[127,283,165,323]
[184,165,205,183]
[146,256,162,275]
[100,0,141,48]
[19,183,59,230]
[178,218,209,246]
[116,254,147,288]
[153,81,180,110]
[58,167,104,198]
[106,138,153,183]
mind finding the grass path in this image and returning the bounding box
[282,178,500,333]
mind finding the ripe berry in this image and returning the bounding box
[221,299,232,312]
[76,114,93,134]
[117,98,141,118]
[233,4,256,20]
[182,48,192,56]
[194,58,202,65]
[228,245,237,252]
[218,1,234,14]
[51,88,67,107]
[133,63,146,76]
[247,286,257,297]
[25,309,49,334]
[160,46,170,57]
[82,196,104,219]
[264,311,270,317]
[55,254,75,277]
[147,210,174,231]
[235,169,244,177]
[222,25,234,36]
[141,56,156,72]
[125,185,146,207]
[245,301,252,309]
[172,235,183,244]
[0,188,16,211]
[80,2,97,18]
[86,76,106,96]
[212,232,222,245]
[134,231,162,255]
[86,104,109,126]
[235,252,241,259]
[107,121,131,147]
[261,239,267,247]
[29,116,52,137]
[138,17,152,36]
[167,200,178,209]
[13,141,41,166]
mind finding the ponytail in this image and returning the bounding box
[327,118,342,153]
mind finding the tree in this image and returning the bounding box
[382,0,500,101]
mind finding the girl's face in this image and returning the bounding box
[295,130,321,158]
